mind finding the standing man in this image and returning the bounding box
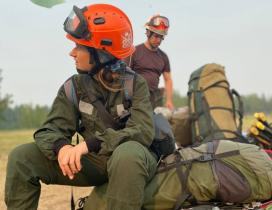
[5,4,157,210]
[126,15,174,110]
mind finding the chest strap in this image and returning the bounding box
[63,71,135,130]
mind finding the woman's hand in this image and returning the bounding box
[57,142,88,179]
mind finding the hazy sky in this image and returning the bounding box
[1,0,272,106]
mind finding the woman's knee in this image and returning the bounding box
[8,143,40,166]
[107,141,156,177]
[111,141,147,163]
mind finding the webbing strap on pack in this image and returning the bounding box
[157,148,240,174]
[174,158,193,210]
[231,89,244,132]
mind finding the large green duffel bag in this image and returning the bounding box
[82,140,272,210]
[188,63,244,144]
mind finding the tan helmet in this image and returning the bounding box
[145,15,169,36]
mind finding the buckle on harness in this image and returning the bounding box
[198,153,214,162]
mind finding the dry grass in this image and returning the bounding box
[0,130,91,210]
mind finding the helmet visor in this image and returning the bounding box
[64,6,90,39]
[151,16,169,28]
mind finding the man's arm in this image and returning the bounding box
[163,71,174,110]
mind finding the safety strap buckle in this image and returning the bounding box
[197,153,215,162]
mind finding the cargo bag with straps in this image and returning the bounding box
[82,140,272,210]
[143,140,272,210]
[188,63,245,144]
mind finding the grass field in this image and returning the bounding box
[0,130,91,210]
[0,115,270,209]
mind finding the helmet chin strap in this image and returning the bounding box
[76,47,118,76]
[87,47,101,76]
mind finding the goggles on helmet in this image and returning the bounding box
[64,6,90,39]
[149,16,169,28]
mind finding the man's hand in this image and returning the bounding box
[165,100,174,110]
[57,142,88,180]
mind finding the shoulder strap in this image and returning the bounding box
[63,75,120,130]
[123,67,135,109]
[66,70,135,130]
[81,75,121,130]
[63,76,83,133]
[63,76,79,108]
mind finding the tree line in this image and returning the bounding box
[0,69,272,130]
[0,92,271,130]
[0,69,49,130]
[0,104,49,129]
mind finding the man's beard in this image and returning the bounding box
[150,43,159,50]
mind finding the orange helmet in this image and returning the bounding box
[145,15,169,36]
[64,4,135,59]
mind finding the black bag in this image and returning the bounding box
[150,113,176,158]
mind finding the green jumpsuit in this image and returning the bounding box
[5,73,157,210]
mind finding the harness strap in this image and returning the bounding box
[64,77,79,109]
[81,75,121,130]
[64,69,135,131]
[63,77,82,132]
[123,67,135,109]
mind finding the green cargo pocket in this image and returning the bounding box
[213,159,251,203]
